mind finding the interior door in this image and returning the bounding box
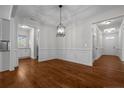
[103,33,118,55]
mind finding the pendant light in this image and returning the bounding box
[56,5,65,37]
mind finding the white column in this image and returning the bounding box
[10,18,18,71]
[119,18,124,61]
[92,24,102,61]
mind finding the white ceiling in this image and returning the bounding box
[16,5,92,25]
[97,17,123,33]
[16,5,91,18]
[15,5,124,26]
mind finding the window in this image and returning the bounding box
[18,35,28,48]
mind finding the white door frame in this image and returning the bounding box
[92,24,103,61]
[119,17,124,61]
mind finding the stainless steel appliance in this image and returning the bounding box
[0,40,9,51]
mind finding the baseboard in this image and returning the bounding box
[19,57,31,59]
[0,66,10,72]
[9,67,15,71]
[56,58,92,66]
[39,58,57,62]
[94,55,102,61]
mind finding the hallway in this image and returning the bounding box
[94,55,124,71]
[0,55,124,88]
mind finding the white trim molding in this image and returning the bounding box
[39,48,93,66]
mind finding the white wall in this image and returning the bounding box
[29,28,35,59]
[54,6,124,66]
[2,5,20,71]
[56,20,93,66]
[0,19,11,72]
[102,32,119,55]
[0,6,13,20]
[118,22,123,60]
[97,29,103,59]
[34,29,39,59]
[121,21,124,61]
[0,5,13,71]
[38,6,124,66]
[10,17,18,70]
[14,16,57,62]
[38,24,57,61]
[93,26,103,60]
[118,18,124,61]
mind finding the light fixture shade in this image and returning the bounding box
[56,24,65,37]
[56,5,66,37]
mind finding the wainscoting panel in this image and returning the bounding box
[39,49,57,62]
[57,49,92,66]
[39,48,92,66]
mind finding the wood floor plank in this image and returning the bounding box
[0,55,124,87]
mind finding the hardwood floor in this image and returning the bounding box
[0,55,124,88]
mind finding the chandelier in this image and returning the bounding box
[56,5,65,37]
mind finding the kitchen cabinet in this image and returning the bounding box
[0,18,10,72]
[0,19,2,40]
[0,51,10,72]
[0,19,10,40]
[18,48,31,59]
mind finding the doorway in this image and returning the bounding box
[92,16,123,61]
[102,33,118,55]
[17,24,39,63]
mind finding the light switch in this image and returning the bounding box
[84,43,87,47]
